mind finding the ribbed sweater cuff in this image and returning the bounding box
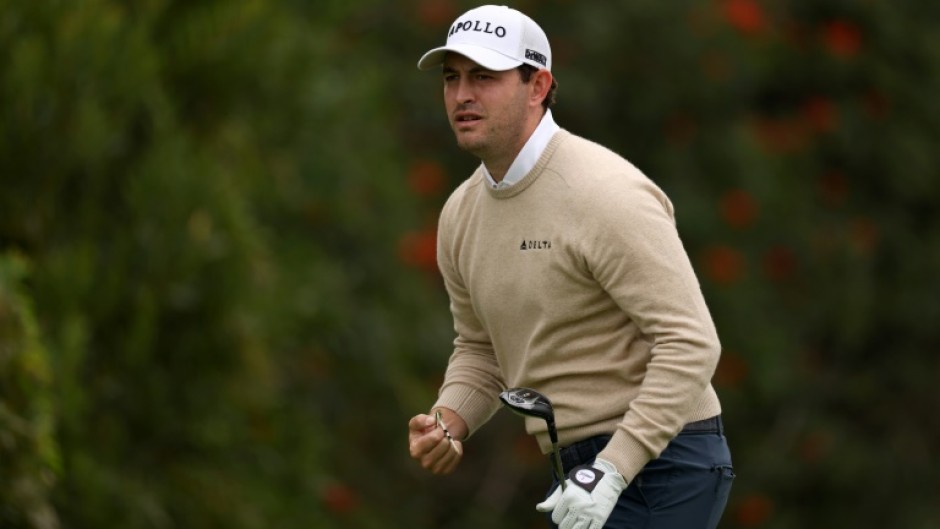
[433,383,500,439]
[596,433,653,483]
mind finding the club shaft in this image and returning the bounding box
[551,441,566,490]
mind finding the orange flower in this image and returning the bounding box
[714,351,748,388]
[701,245,746,285]
[417,0,457,29]
[721,0,766,35]
[398,227,438,273]
[407,159,446,198]
[849,217,879,255]
[762,245,797,282]
[822,20,862,58]
[799,430,834,463]
[720,189,758,230]
[321,483,358,514]
[863,89,890,120]
[735,492,774,527]
[802,96,838,133]
[751,115,811,154]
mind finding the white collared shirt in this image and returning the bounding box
[483,110,560,190]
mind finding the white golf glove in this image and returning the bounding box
[536,458,628,529]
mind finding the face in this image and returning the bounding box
[441,53,534,164]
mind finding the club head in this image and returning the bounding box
[499,387,555,423]
[500,387,565,488]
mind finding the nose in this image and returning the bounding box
[453,77,474,105]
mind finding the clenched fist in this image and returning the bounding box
[408,408,467,475]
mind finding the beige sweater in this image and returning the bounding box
[433,129,722,481]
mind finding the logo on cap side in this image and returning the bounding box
[449,20,507,38]
[525,49,547,66]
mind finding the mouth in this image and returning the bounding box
[453,112,483,128]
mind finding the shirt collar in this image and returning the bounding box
[483,110,560,190]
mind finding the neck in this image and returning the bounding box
[484,110,543,183]
[484,155,515,183]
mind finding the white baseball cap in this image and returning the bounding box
[417,5,552,72]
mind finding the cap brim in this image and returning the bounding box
[417,44,523,71]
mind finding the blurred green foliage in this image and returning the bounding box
[1,0,938,528]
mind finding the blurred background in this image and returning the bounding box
[2,0,938,528]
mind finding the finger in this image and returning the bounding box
[408,414,436,433]
[535,485,562,512]
[570,517,590,529]
[552,497,570,524]
[432,435,466,474]
[422,432,453,471]
[559,512,581,529]
[410,427,444,460]
[431,440,463,475]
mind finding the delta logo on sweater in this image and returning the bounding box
[520,240,552,250]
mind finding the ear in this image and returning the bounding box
[529,69,554,108]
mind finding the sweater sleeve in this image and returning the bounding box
[432,192,505,437]
[586,175,721,481]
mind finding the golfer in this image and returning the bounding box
[407,5,734,528]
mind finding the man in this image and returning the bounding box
[407,5,734,528]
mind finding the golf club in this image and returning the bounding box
[499,387,566,490]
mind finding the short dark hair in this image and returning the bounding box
[518,64,557,111]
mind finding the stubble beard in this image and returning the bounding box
[452,104,528,164]
[454,132,489,159]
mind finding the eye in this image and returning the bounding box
[475,73,493,81]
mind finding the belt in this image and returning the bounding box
[681,415,722,433]
[556,416,723,475]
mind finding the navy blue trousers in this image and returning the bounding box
[546,417,734,529]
